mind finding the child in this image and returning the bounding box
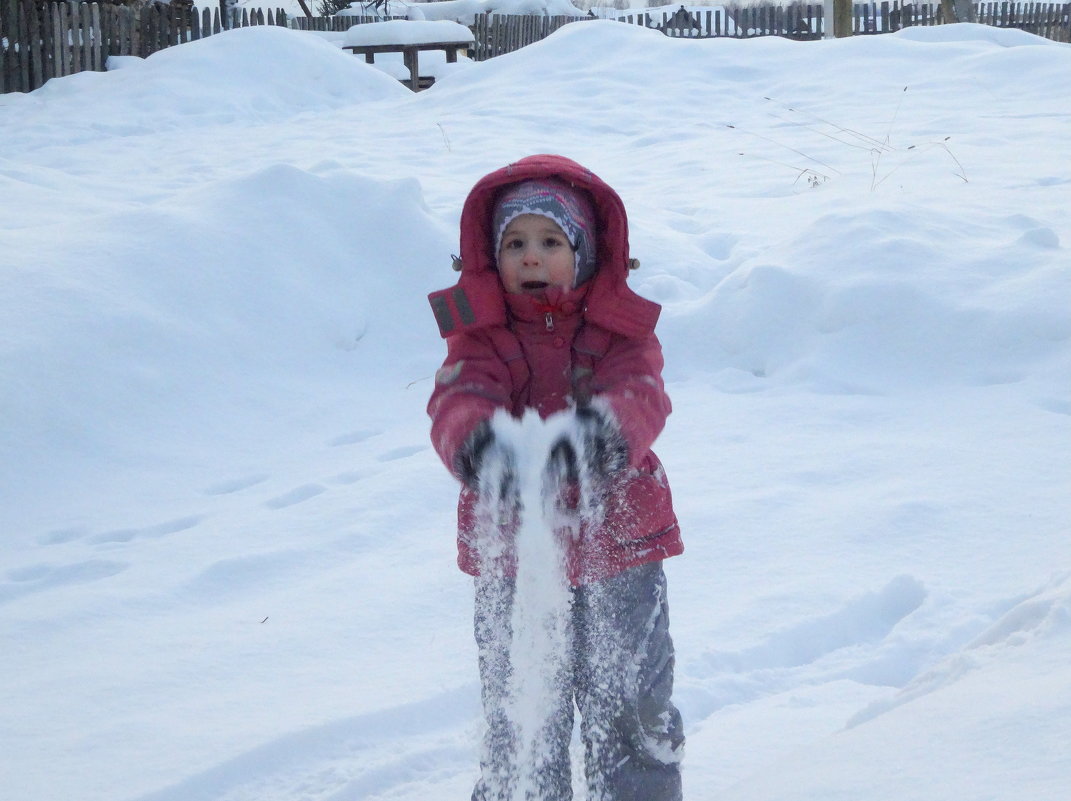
[427,154,684,801]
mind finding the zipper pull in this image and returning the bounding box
[545,312,554,331]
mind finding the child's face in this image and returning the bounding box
[497,214,575,295]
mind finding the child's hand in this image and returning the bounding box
[548,407,628,484]
[575,406,628,478]
[456,421,494,489]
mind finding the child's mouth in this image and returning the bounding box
[521,281,548,291]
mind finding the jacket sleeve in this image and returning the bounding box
[427,331,513,480]
[589,332,672,468]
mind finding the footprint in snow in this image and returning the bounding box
[0,559,128,605]
[202,473,270,496]
[120,686,479,801]
[87,515,204,545]
[328,429,379,447]
[698,231,738,261]
[376,445,427,462]
[264,484,327,510]
[36,526,90,546]
[697,575,928,675]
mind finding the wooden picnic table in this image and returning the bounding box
[343,40,471,91]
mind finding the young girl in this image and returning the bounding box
[427,154,684,801]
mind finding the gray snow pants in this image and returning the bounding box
[472,561,684,801]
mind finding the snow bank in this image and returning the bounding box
[660,205,1070,391]
[892,20,1066,47]
[0,163,450,518]
[713,573,1071,801]
[0,26,407,145]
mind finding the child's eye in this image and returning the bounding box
[503,238,524,250]
[543,237,565,248]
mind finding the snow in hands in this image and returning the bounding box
[471,409,617,801]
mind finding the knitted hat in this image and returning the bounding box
[492,179,598,287]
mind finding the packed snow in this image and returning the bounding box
[2,18,1069,801]
[342,19,475,45]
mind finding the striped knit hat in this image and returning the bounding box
[492,179,598,287]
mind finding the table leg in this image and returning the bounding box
[407,49,420,91]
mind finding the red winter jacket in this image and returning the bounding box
[427,154,682,585]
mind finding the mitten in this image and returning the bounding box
[456,420,494,489]
[548,435,579,484]
[574,406,628,479]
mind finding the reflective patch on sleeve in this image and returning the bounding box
[430,294,455,335]
[453,287,476,326]
[435,361,465,385]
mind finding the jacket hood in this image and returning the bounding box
[429,154,660,340]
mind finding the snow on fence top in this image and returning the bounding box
[342,19,476,46]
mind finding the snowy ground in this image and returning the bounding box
[2,19,1070,801]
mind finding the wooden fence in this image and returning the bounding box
[610,5,824,40]
[471,6,824,58]
[472,2,1067,57]
[471,13,582,60]
[848,0,1068,33]
[973,1,1069,37]
[289,13,404,32]
[1,1,286,94]
[3,2,1069,94]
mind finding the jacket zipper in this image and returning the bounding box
[545,312,554,331]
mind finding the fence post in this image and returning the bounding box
[75,1,87,72]
[0,0,8,93]
[52,2,64,77]
[28,0,44,89]
[92,2,102,69]
[832,0,853,33]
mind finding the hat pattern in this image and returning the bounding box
[492,179,598,287]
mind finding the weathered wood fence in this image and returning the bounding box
[972,1,1069,37]
[4,2,1069,94]
[470,13,580,60]
[1,1,286,93]
[848,0,1068,33]
[472,2,1068,57]
[471,6,825,58]
[289,13,404,32]
[611,5,824,40]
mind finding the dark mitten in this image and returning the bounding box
[547,435,579,484]
[575,406,628,478]
[456,420,494,489]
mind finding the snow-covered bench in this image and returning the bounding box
[342,20,475,91]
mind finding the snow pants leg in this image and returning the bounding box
[472,574,574,801]
[471,561,684,801]
[574,562,684,801]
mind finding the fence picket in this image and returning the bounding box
[0,0,8,93]
[16,0,28,90]
[92,3,102,70]
[28,0,42,88]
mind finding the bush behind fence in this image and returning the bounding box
[3,1,1069,94]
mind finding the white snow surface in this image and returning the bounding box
[343,19,475,45]
[2,19,1070,801]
